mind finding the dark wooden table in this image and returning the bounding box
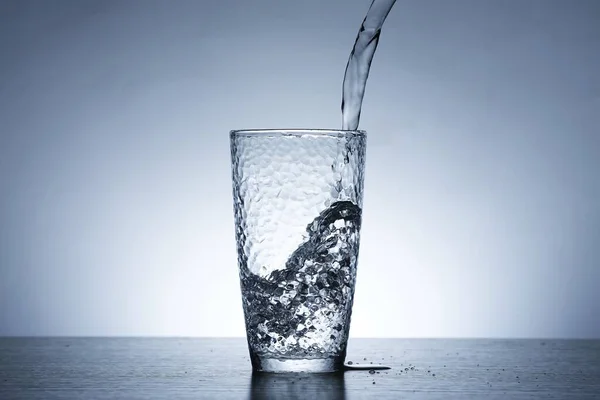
[1,338,599,399]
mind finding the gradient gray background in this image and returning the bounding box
[1,0,599,338]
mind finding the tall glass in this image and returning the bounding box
[230,129,366,372]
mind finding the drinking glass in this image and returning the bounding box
[230,129,366,372]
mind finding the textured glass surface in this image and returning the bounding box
[230,129,366,372]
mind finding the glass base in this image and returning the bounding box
[251,355,345,373]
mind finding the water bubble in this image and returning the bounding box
[369,369,376,374]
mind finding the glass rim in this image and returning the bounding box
[230,129,367,138]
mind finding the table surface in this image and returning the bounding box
[1,338,599,399]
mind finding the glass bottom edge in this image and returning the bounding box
[251,355,345,373]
